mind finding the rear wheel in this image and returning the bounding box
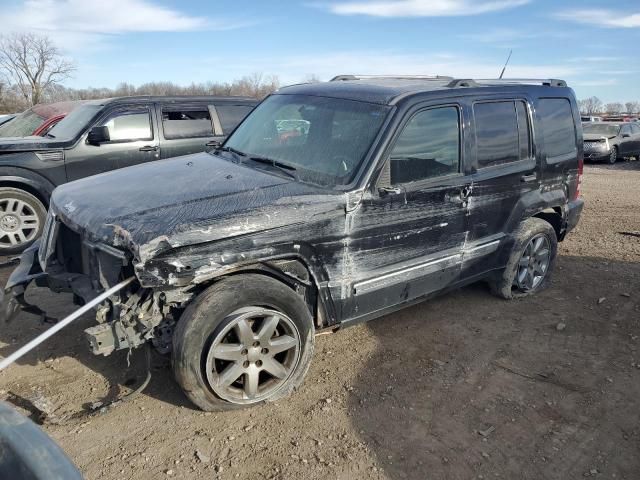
[172,274,315,411]
[490,217,558,299]
[0,187,47,255]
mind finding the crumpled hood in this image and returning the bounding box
[50,152,342,261]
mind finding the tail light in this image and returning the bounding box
[574,153,584,200]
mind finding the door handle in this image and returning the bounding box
[445,186,471,207]
[521,173,537,183]
[139,145,159,152]
[206,140,222,148]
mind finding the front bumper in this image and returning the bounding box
[584,152,611,162]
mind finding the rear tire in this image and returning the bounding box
[0,187,47,255]
[172,274,315,411]
[490,217,558,300]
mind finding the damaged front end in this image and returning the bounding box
[2,210,189,357]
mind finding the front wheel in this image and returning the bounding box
[172,274,315,411]
[0,187,47,255]
[490,217,558,299]
[608,146,618,164]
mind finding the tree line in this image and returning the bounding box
[0,33,281,114]
[579,97,640,116]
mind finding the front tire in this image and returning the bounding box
[172,274,315,411]
[0,187,47,255]
[607,146,618,164]
[490,217,558,300]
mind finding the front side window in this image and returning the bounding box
[223,94,390,187]
[100,108,152,142]
[216,105,254,134]
[389,106,460,184]
[538,98,577,158]
[162,107,212,139]
[474,100,531,168]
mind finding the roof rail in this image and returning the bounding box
[473,78,568,87]
[330,75,454,82]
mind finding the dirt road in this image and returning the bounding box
[0,162,638,480]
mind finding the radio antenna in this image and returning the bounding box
[499,50,513,79]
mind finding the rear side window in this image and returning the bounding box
[389,106,460,184]
[216,105,254,134]
[162,107,213,139]
[537,98,577,159]
[474,100,531,168]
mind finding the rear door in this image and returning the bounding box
[158,103,222,159]
[462,97,538,278]
[65,104,158,180]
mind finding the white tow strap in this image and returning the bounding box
[0,277,135,371]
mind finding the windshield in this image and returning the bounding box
[47,104,103,139]
[583,123,620,136]
[0,109,46,137]
[222,94,391,187]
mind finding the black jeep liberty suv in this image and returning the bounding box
[3,76,584,411]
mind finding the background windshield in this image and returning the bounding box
[583,123,620,136]
[47,104,103,139]
[224,94,390,187]
[0,109,45,137]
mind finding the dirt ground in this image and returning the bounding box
[0,161,639,480]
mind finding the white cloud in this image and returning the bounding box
[555,9,640,28]
[318,0,530,17]
[0,0,251,52]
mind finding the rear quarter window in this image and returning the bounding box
[537,98,577,159]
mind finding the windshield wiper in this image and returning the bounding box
[247,155,297,180]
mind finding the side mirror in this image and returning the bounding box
[87,126,110,145]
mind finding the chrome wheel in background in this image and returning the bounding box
[0,188,46,254]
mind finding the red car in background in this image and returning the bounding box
[0,100,88,138]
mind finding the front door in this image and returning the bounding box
[341,104,471,321]
[65,104,159,181]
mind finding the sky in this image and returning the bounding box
[1,0,639,103]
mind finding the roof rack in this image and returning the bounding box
[331,75,567,88]
[330,75,454,82]
[473,78,567,87]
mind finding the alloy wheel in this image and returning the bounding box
[0,197,41,249]
[205,307,301,404]
[514,234,551,291]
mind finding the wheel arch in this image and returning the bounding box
[532,206,563,239]
[0,171,56,207]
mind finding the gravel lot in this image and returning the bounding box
[0,161,638,480]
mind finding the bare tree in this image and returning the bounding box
[0,33,75,106]
[604,102,624,114]
[579,96,603,115]
[625,101,640,114]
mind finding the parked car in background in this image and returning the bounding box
[0,95,257,253]
[0,115,16,128]
[581,115,602,122]
[0,101,88,138]
[582,122,640,164]
[3,76,584,411]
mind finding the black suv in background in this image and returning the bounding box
[4,76,583,411]
[0,96,257,253]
